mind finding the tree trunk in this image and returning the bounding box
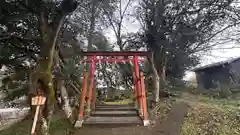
[148,52,160,103]
[158,64,168,97]
[28,67,35,120]
[30,61,55,135]
[29,12,65,135]
[153,70,160,102]
[87,0,97,51]
[54,50,77,123]
[57,79,76,123]
[160,65,166,85]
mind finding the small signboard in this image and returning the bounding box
[31,93,46,135]
[31,96,46,105]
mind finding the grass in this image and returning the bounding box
[176,92,240,135]
[0,114,74,135]
[104,98,133,105]
[0,99,134,135]
[0,98,133,135]
[148,90,240,135]
[180,104,240,135]
[1,92,240,135]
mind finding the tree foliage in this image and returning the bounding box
[136,0,238,101]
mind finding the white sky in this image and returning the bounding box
[184,46,240,80]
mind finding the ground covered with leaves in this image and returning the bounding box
[0,92,239,135]
[179,92,240,135]
[150,92,240,135]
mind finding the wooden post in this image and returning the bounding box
[140,72,149,126]
[86,55,96,115]
[91,85,96,110]
[31,91,46,135]
[132,71,138,108]
[74,72,89,128]
[78,72,88,118]
[134,56,143,116]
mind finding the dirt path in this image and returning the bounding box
[75,126,153,135]
[154,102,188,135]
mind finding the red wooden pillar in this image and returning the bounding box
[86,55,96,115]
[132,71,137,108]
[91,84,96,110]
[78,72,88,119]
[133,55,143,116]
[140,72,149,126]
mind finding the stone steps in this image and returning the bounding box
[91,110,138,117]
[83,116,142,127]
[83,104,143,127]
[95,105,136,111]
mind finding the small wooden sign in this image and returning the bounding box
[31,94,46,135]
[31,96,46,105]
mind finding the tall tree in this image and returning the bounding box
[139,0,238,102]
[0,0,78,134]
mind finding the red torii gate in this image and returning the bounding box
[76,51,150,126]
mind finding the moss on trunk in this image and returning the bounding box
[30,13,65,135]
[29,1,78,134]
[32,59,55,135]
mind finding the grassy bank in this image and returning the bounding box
[152,92,240,135]
[1,92,240,135]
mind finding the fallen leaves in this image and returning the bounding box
[149,94,240,135]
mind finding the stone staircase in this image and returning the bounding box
[83,104,143,127]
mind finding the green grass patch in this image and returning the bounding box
[2,91,240,135]
[104,99,133,105]
[197,95,240,112]
[0,114,74,135]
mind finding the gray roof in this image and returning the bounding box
[192,57,240,72]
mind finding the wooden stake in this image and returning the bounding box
[31,95,46,135]
[31,105,40,135]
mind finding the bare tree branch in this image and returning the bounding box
[191,21,240,53]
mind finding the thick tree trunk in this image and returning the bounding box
[28,1,78,134]
[32,59,56,135]
[29,12,65,135]
[29,61,55,135]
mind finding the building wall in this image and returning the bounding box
[228,59,240,85]
[195,72,204,90]
[196,65,231,90]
